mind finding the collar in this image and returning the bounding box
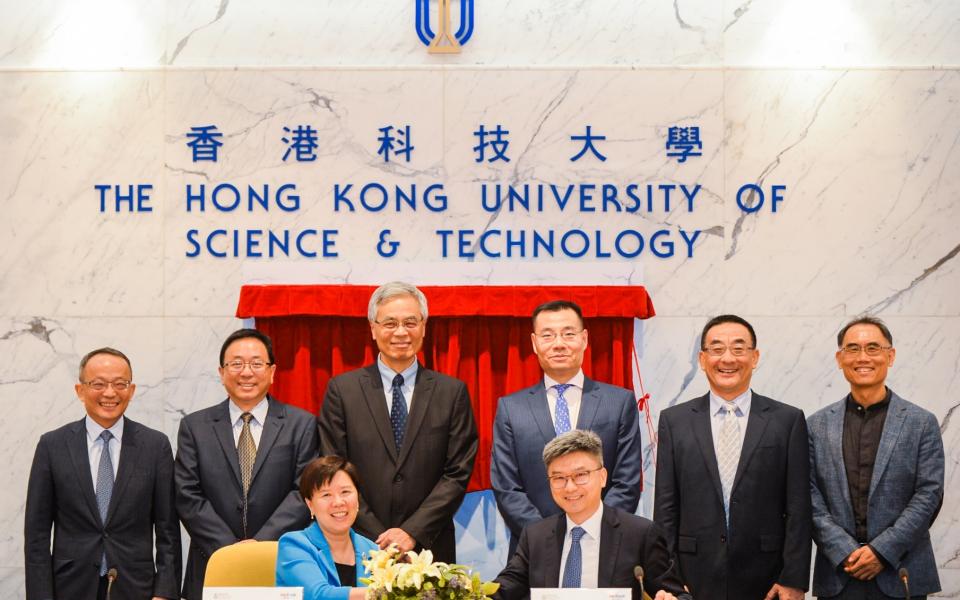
[565,501,603,538]
[85,415,124,444]
[545,369,585,391]
[229,396,269,426]
[709,389,752,417]
[377,354,419,386]
[845,387,892,412]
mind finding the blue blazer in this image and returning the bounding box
[491,377,641,553]
[808,391,944,597]
[276,522,378,600]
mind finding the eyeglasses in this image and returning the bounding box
[82,380,132,392]
[222,360,273,373]
[374,318,423,331]
[536,329,583,344]
[840,343,892,356]
[702,344,754,357]
[548,466,603,489]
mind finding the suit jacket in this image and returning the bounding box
[654,392,811,600]
[275,522,378,600]
[808,391,944,597]
[24,417,181,600]
[491,377,642,553]
[175,396,319,600]
[495,504,691,600]
[318,363,478,563]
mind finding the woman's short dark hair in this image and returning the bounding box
[299,456,361,499]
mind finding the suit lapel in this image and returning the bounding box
[690,395,725,509]
[398,366,434,468]
[869,393,906,497]
[597,506,621,587]
[67,419,102,525]
[544,515,566,588]
[826,400,855,523]
[212,400,243,490]
[575,378,602,430]
[360,364,399,462]
[732,393,770,495]
[528,382,557,446]
[251,397,284,484]
[106,418,141,525]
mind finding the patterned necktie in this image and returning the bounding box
[95,430,114,575]
[561,526,586,587]
[554,383,573,434]
[390,373,408,451]
[238,412,257,537]
[717,402,740,525]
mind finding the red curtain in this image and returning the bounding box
[238,285,654,492]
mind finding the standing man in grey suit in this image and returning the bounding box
[175,328,319,599]
[318,281,478,563]
[808,316,944,599]
[654,314,811,600]
[25,348,180,600]
[491,300,641,555]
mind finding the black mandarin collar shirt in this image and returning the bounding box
[842,388,891,543]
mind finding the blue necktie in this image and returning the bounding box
[390,373,408,451]
[95,430,114,576]
[554,383,573,434]
[561,526,585,587]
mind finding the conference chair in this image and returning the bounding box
[203,541,280,587]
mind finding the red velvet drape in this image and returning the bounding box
[238,285,654,491]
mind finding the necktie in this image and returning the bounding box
[554,383,573,435]
[95,430,114,576]
[390,373,408,451]
[238,412,257,537]
[717,402,740,525]
[561,526,586,587]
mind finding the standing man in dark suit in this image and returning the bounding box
[175,328,319,599]
[654,314,811,600]
[318,281,478,563]
[808,316,944,599]
[491,300,642,555]
[25,347,180,600]
[496,429,689,600]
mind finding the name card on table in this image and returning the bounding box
[532,588,631,600]
[203,587,303,600]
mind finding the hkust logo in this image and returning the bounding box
[416,0,475,54]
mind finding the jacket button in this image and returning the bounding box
[720,535,726,543]
[394,474,404,483]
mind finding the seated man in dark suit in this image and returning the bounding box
[496,429,690,600]
[25,347,181,600]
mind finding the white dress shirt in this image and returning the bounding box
[709,389,752,456]
[377,355,418,413]
[85,415,123,491]
[559,503,603,589]
[544,370,585,429]
[229,397,269,447]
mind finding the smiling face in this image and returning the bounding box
[76,353,135,428]
[305,470,359,538]
[370,294,426,372]
[698,321,759,401]
[218,337,275,411]
[836,323,895,392]
[547,450,607,525]
[531,308,588,383]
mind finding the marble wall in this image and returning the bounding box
[1,0,958,597]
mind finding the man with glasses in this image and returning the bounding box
[25,348,181,600]
[174,328,318,599]
[654,314,811,600]
[318,281,478,563]
[495,429,689,600]
[808,316,943,599]
[491,299,642,556]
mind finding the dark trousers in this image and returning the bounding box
[820,577,926,600]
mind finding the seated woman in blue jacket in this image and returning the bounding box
[276,456,378,600]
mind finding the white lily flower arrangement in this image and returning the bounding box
[361,545,499,600]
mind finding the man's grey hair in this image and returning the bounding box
[79,347,132,380]
[367,281,429,322]
[542,429,603,468]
